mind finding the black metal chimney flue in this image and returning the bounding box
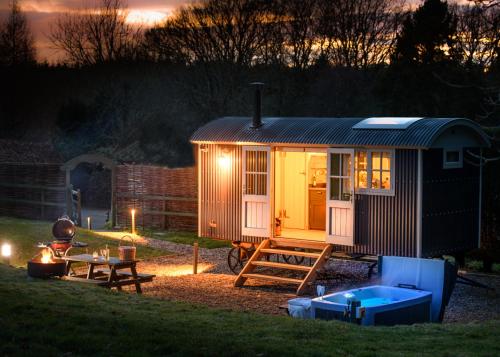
[250,82,264,129]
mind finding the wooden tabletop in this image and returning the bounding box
[62,254,138,265]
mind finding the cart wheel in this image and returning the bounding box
[282,249,305,265]
[228,247,250,275]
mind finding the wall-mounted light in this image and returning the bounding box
[218,155,230,169]
[218,149,231,169]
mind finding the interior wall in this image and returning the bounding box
[274,149,327,233]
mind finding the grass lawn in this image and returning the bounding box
[0,265,499,356]
[0,217,166,267]
[139,228,231,249]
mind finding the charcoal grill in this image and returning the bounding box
[28,216,88,278]
[36,215,88,257]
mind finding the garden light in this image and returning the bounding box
[1,243,12,265]
[131,209,136,235]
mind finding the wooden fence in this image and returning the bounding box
[0,164,67,221]
[114,165,197,231]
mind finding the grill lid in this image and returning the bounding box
[52,216,76,241]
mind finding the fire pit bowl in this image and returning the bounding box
[27,258,66,279]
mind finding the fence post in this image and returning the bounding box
[193,241,199,274]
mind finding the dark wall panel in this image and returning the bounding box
[422,149,479,257]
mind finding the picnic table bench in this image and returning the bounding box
[62,254,155,293]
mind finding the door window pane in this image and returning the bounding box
[341,178,351,201]
[330,177,340,200]
[341,154,350,176]
[330,154,340,176]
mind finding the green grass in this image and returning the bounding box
[139,228,231,249]
[0,265,499,356]
[465,259,500,274]
[0,216,166,267]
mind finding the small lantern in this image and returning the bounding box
[218,149,231,169]
[218,155,230,169]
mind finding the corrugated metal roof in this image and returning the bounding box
[190,117,490,148]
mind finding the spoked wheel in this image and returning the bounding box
[282,249,305,265]
[228,247,252,275]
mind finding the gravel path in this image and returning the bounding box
[123,236,500,323]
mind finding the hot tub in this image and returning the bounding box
[311,285,432,326]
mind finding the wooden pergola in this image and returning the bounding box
[61,154,117,227]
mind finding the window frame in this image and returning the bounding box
[442,148,463,169]
[355,149,395,196]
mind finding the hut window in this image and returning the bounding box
[443,148,462,169]
[245,150,268,195]
[355,150,394,195]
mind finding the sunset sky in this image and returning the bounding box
[0,0,191,62]
[0,0,469,63]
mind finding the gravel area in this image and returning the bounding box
[116,236,500,323]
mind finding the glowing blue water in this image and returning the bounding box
[358,297,399,307]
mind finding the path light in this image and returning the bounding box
[87,216,92,230]
[1,243,12,265]
[131,209,136,235]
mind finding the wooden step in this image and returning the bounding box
[270,238,329,250]
[260,248,321,259]
[251,260,312,272]
[242,273,303,284]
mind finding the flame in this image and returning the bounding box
[40,249,54,264]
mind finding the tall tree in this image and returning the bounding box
[146,0,271,66]
[392,0,459,65]
[319,0,403,68]
[49,0,141,66]
[0,0,36,66]
[455,3,500,68]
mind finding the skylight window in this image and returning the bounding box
[352,117,424,130]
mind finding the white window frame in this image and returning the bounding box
[443,148,463,169]
[355,149,395,196]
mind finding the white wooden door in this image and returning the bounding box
[326,149,355,246]
[242,146,271,237]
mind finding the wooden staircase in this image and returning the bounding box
[234,238,333,295]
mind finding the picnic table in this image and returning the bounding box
[62,254,155,293]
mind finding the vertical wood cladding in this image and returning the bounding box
[198,144,264,243]
[345,149,418,257]
[199,146,421,255]
[422,149,479,256]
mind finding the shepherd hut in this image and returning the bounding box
[190,87,490,294]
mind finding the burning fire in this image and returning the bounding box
[40,249,55,264]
